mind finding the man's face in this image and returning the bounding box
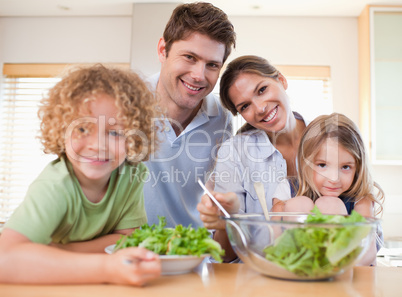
[157,32,225,113]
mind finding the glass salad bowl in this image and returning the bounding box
[223,209,379,281]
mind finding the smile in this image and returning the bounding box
[324,187,341,191]
[183,81,202,91]
[262,106,278,122]
[81,156,109,163]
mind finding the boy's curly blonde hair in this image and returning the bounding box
[38,64,160,164]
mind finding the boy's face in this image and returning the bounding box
[157,32,225,113]
[64,93,126,189]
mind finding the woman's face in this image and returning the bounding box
[228,72,292,133]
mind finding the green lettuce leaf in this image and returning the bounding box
[326,211,371,264]
[114,216,225,262]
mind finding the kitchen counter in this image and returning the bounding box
[1,263,401,297]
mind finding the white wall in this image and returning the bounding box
[0,16,132,64]
[231,16,359,123]
[0,4,400,239]
[130,3,179,78]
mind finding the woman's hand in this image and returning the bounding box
[197,191,240,262]
[104,247,161,286]
[271,198,286,212]
[197,191,239,230]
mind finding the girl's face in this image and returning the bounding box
[65,93,126,187]
[228,72,292,133]
[312,138,356,197]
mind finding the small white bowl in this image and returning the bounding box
[158,254,208,275]
[105,245,207,275]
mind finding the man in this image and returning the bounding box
[143,2,236,227]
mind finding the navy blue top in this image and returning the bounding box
[289,179,356,214]
[340,196,355,214]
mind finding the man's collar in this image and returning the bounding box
[200,93,220,117]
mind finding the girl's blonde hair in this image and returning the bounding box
[296,113,384,215]
[38,64,160,164]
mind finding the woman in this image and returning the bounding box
[197,55,309,262]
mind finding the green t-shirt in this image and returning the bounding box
[5,157,148,244]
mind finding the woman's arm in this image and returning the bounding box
[197,191,239,262]
[213,230,238,263]
[0,228,160,285]
[270,179,293,213]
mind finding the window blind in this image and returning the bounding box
[0,76,60,226]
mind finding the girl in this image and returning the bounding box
[277,113,385,265]
[197,55,309,262]
[0,64,162,285]
[277,113,384,218]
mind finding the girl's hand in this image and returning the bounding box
[197,191,239,230]
[104,247,161,286]
[315,196,348,215]
[283,196,315,213]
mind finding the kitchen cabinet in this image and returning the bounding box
[358,5,402,164]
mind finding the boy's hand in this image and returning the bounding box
[105,247,161,286]
[197,191,239,230]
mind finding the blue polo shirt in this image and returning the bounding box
[143,73,233,228]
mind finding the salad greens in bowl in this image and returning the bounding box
[107,217,224,275]
[224,207,378,280]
